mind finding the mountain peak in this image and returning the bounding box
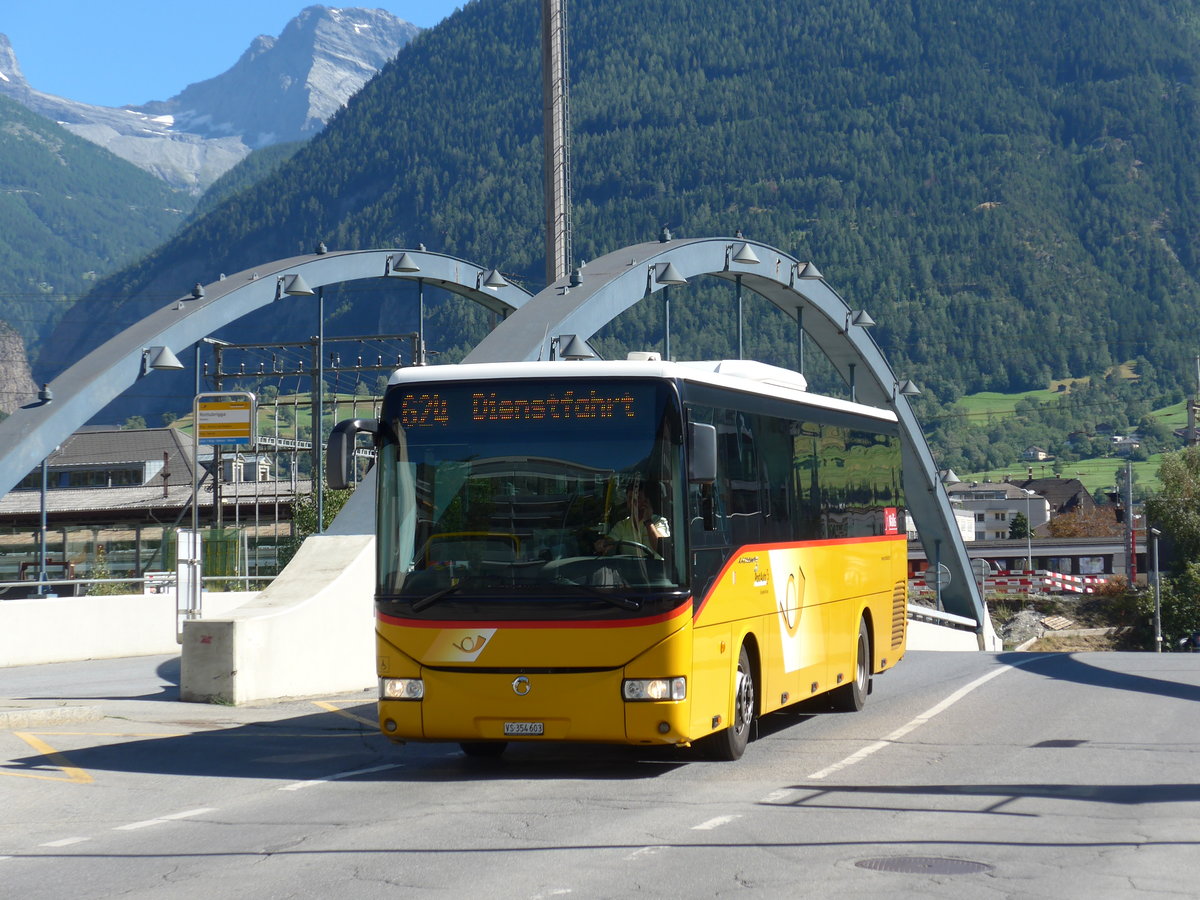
[142,5,420,147]
[0,9,419,192]
[0,33,30,93]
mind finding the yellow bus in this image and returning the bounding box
[327,357,907,760]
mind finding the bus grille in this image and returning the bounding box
[891,580,906,648]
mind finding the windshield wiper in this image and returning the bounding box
[410,583,461,612]
[555,580,641,611]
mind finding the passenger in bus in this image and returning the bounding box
[595,483,669,555]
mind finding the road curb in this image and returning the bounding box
[0,705,104,730]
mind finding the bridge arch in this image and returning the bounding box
[464,237,991,642]
[0,248,531,500]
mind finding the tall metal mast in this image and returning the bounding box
[541,0,573,286]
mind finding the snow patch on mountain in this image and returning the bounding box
[0,7,419,193]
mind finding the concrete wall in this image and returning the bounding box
[177,480,379,705]
[907,618,985,651]
[179,533,376,704]
[0,591,253,667]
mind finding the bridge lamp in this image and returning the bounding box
[724,242,760,269]
[141,346,185,376]
[790,261,823,285]
[478,268,509,290]
[894,379,921,400]
[275,273,315,300]
[847,309,876,330]
[550,334,596,361]
[385,252,421,276]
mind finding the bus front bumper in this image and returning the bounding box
[378,669,692,746]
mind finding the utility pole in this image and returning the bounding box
[541,0,572,286]
[1192,355,1200,446]
[1124,459,1135,584]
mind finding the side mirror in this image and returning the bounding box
[326,418,380,490]
[688,422,717,484]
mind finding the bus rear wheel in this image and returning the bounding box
[829,618,870,712]
[703,643,755,761]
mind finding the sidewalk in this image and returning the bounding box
[1,653,376,734]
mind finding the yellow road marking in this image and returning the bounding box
[5,733,92,784]
[312,700,378,729]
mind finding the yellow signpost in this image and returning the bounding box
[196,396,255,446]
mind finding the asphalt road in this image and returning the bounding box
[2,650,1198,898]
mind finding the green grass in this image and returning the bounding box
[955,388,1061,419]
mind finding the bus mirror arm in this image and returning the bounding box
[326,418,380,490]
[688,423,717,484]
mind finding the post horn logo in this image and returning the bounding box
[512,676,532,696]
[453,634,488,653]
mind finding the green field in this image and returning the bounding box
[955,387,1063,419]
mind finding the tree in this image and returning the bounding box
[1145,446,1200,567]
[277,482,353,569]
[1009,512,1031,540]
[1047,506,1122,538]
[1143,447,1200,649]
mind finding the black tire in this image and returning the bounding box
[703,644,755,760]
[460,741,508,758]
[829,618,870,712]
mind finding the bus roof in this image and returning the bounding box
[388,359,899,424]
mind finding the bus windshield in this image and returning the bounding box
[376,378,687,608]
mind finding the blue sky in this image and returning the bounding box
[2,1,466,107]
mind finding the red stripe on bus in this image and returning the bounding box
[378,598,693,630]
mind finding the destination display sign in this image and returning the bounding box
[196,395,256,446]
[398,387,640,428]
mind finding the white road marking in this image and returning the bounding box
[760,789,795,804]
[624,846,667,861]
[808,662,1027,779]
[279,762,402,791]
[692,814,742,831]
[115,807,216,830]
[40,837,90,847]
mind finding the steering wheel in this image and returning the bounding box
[613,539,657,559]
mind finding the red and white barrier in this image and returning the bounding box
[909,568,1110,597]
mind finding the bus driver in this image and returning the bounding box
[596,483,670,555]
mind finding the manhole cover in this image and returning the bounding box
[856,857,993,875]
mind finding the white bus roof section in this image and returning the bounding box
[388,359,898,424]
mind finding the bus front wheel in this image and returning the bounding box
[703,643,755,761]
[829,618,870,712]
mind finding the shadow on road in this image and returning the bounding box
[777,781,1200,816]
[2,701,691,782]
[999,651,1200,703]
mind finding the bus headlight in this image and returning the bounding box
[379,677,424,700]
[622,677,686,701]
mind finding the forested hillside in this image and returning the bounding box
[47,0,1200,425]
[0,95,190,364]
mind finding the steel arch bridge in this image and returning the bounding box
[0,248,532,501]
[464,236,990,642]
